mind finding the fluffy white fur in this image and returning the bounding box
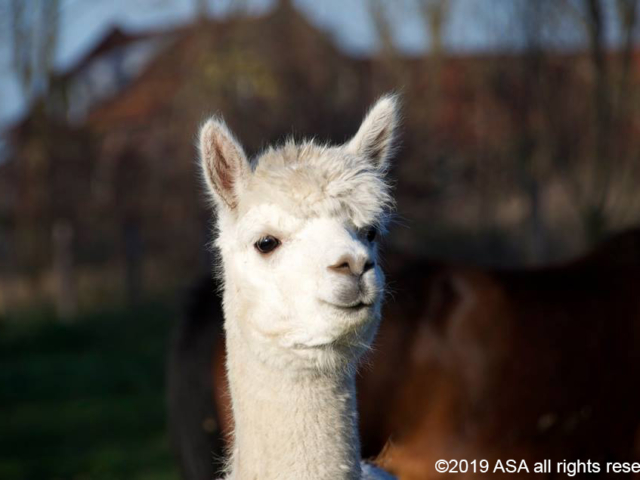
[199,95,399,480]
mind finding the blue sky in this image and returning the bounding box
[0,0,631,130]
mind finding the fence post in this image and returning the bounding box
[53,219,77,319]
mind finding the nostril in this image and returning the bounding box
[363,260,375,273]
[328,262,352,275]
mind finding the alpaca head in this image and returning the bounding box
[199,95,399,373]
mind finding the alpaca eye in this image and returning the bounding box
[365,226,378,243]
[255,235,280,254]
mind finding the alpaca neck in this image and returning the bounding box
[225,323,362,480]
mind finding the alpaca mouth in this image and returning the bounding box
[339,302,369,310]
[323,300,372,312]
[291,303,378,352]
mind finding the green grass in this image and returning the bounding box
[0,302,181,480]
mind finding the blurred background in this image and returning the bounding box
[0,0,639,478]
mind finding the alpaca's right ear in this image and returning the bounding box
[199,117,250,211]
[346,94,400,171]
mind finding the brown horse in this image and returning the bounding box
[168,229,640,479]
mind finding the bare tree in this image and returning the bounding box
[509,0,558,261]
[560,0,639,243]
[368,0,397,58]
[415,0,451,56]
[9,0,60,99]
[414,0,452,126]
[367,0,406,90]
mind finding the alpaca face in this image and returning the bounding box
[217,201,385,372]
[200,96,399,372]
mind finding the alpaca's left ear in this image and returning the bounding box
[346,94,400,170]
[199,117,250,212]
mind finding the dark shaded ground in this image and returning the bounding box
[0,303,180,480]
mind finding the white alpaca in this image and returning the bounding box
[199,96,399,480]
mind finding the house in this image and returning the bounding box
[2,0,640,311]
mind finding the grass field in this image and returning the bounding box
[0,302,181,480]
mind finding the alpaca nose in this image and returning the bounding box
[328,254,374,277]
